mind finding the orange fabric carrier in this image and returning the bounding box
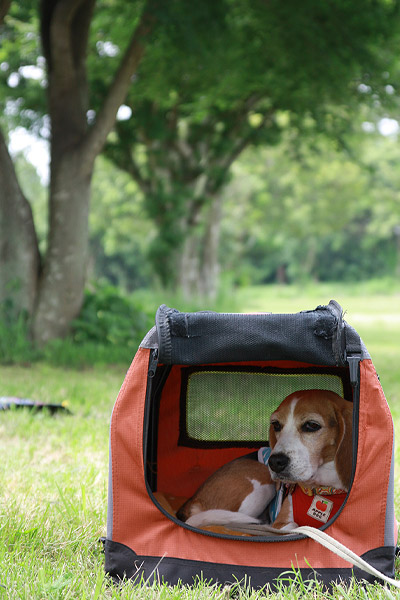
[104,301,398,588]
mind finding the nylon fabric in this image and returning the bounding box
[108,353,395,574]
[106,299,396,588]
[292,486,347,527]
[156,302,351,366]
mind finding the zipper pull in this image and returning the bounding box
[148,348,158,379]
[347,355,361,388]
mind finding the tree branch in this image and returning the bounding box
[42,0,95,156]
[209,110,275,194]
[44,0,86,74]
[126,155,152,195]
[81,1,154,171]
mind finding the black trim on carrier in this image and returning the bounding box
[143,350,171,492]
[142,359,358,541]
[104,538,396,589]
[178,366,352,449]
[142,302,362,541]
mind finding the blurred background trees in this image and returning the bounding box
[1,0,400,355]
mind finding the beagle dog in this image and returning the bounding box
[177,389,352,531]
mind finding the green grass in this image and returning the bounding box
[0,365,122,598]
[1,281,400,598]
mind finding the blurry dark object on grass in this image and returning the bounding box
[0,396,71,414]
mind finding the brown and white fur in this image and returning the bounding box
[177,389,352,531]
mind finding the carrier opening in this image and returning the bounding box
[144,361,354,538]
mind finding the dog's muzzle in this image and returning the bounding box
[268,452,290,474]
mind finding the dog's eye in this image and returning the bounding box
[271,421,282,432]
[302,421,322,433]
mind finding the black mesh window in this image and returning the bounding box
[179,367,351,448]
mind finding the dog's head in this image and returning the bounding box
[268,389,352,490]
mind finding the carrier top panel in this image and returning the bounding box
[154,300,369,366]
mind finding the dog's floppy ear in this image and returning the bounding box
[269,423,277,449]
[334,400,353,490]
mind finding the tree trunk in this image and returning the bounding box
[177,194,223,302]
[394,225,400,278]
[199,195,222,301]
[0,130,40,315]
[276,264,288,284]
[0,0,11,24]
[178,233,201,300]
[31,151,91,344]
[28,0,152,344]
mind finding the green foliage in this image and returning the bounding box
[0,284,154,367]
[41,338,133,369]
[90,156,154,291]
[221,129,400,285]
[0,2,46,133]
[71,282,153,350]
[97,0,400,286]
[0,299,37,364]
[129,0,398,112]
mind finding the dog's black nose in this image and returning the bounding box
[268,453,290,473]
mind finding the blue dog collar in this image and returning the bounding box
[258,446,272,465]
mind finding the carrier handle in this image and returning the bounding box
[294,526,400,589]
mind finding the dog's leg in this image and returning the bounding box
[271,495,298,530]
[186,509,262,527]
[185,481,276,528]
[238,479,276,519]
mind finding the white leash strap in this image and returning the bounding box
[294,526,400,589]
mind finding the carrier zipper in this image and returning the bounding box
[347,355,361,388]
[346,353,361,519]
[144,347,161,492]
[148,348,158,378]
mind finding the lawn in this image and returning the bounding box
[1,281,400,599]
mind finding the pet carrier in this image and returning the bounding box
[103,301,398,588]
